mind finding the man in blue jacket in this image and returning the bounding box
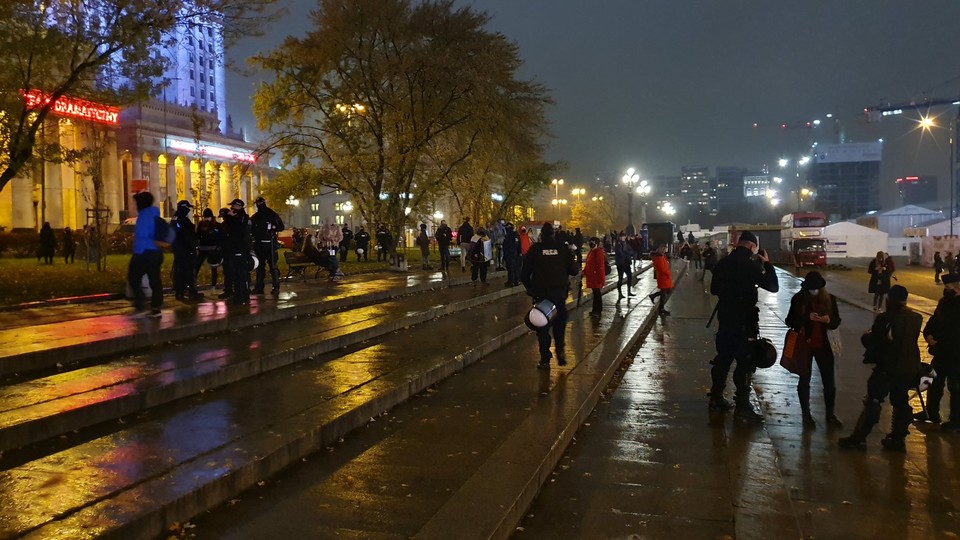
[128,191,165,317]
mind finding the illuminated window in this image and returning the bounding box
[335,189,342,195]
[335,215,345,225]
[310,203,319,212]
[310,188,319,197]
[310,215,320,225]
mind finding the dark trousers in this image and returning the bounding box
[926,370,960,421]
[616,264,632,292]
[229,252,250,303]
[195,248,221,287]
[650,287,672,312]
[173,251,198,296]
[865,369,914,439]
[128,250,163,310]
[377,244,388,261]
[340,244,349,263]
[710,326,756,400]
[358,245,369,261]
[798,346,837,414]
[471,261,488,283]
[254,241,279,291]
[505,254,520,285]
[439,245,451,270]
[536,292,569,361]
[591,287,603,314]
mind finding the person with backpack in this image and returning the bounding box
[128,191,166,317]
[468,228,492,285]
[172,200,202,301]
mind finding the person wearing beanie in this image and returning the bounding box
[784,271,842,428]
[172,200,202,301]
[250,196,285,295]
[128,191,164,317]
[416,223,433,270]
[707,230,779,422]
[222,198,252,305]
[520,222,580,369]
[195,208,224,289]
[839,284,922,451]
[914,273,960,430]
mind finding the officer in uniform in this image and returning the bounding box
[520,222,580,369]
[250,196,284,295]
[223,199,252,305]
[708,230,779,421]
[339,224,353,263]
[172,200,202,301]
[354,226,371,261]
[915,273,960,430]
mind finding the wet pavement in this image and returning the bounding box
[518,268,960,539]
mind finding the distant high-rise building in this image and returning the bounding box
[679,166,711,214]
[896,175,938,206]
[714,166,747,214]
[743,175,771,198]
[810,142,882,220]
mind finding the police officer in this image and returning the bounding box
[839,285,923,450]
[172,200,202,301]
[708,231,779,421]
[354,226,371,261]
[250,196,284,295]
[521,222,580,369]
[339,224,353,263]
[223,198,252,305]
[217,208,234,299]
[195,208,223,289]
[914,274,960,430]
[375,224,393,262]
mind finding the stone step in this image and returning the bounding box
[6,277,625,540]
[0,272,478,377]
[0,280,526,454]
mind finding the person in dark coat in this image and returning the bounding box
[521,222,579,369]
[614,233,635,299]
[222,199,252,305]
[38,222,56,264]
[867,251,895,311]
[915,274,960,430]
[457,218,474,272]
[784,271,842,428]
[250,196,284,295]
[339,224,353,263]
[839,285,923,451]
[416,223,432,270]
[172,200,202,301]
[62,227,75,264]
[502,222,521,286]
[216,208,233,298]
[435,220,453,272]
[572,227,584,267]
[195,208,223,289]
[354,226,371,261]
[934,251,944,284]
[708,231,780,422]
[376,224,393,262]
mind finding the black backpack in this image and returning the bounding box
[469,237,485,263]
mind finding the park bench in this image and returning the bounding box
[284,250,322,281]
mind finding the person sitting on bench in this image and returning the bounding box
[302,229,340,279]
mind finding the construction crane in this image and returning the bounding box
[863,96,960,122]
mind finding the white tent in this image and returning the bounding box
[825,221,888,258]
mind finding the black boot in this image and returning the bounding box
[882,406,912,452]
[824,386,842,428]
[799,385,816,428]
[734,374,763,423]
[838,399,881,449]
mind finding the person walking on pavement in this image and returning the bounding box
[934,251,944,284]
[457,218,474,272]
[354,226,371,261]
[435,220,453,272]
[648,244,673,316]
[784,271,842,428]
[195,209,224,289]
[502,222,522,287]
[318,217,345,280]
[223,198,252,305]
[614,233,635,300]
[521,222,580,369]
[172,200,202,301]
[375,224,393,262]
[250,196,284,295]
[38,222,56,264]
[62,227,76,264]
[708,230,779,422]
[839,285,923,451]
[701,241,717,285]
[868,250,894,311]
[127,192,165,317]
[416,223,433,270]
[914,274,960,429]
[468,227,492,285]
[339,224,353,263]
[491,218,506,271]
[583,237,607,316]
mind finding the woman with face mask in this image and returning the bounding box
[785,271,843,428]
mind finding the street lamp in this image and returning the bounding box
[551,198,568,222]
[780,156,812,211]
[551,178,564,221]
[571,188,586,203]
[622,168,640,234]
[635,180,651,227]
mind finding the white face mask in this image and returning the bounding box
[808,289,819,296]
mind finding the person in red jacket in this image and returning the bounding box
[648,244,674,316]
[583,237,607,316]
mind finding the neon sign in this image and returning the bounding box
[23,89,119,125]
[166,138,257,163]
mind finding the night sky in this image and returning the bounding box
[227,0,960,210]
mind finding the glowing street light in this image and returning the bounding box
[920,116,936,130]
[551,178,564,221]
[622,168,640,234]
[571,187,586,202]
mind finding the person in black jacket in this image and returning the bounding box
[839,285,923,451]
[172,200,202,301]
[250,196,284,295]
[435,220,453,272]
[195,208,223,289]
[222,199,252,305]
[914,274,960,429]
[457,218,474,272]
[339,225,353,263]
[521,222,580,369]
[502,222,521,286]
[708,231,779,422]
[38,222,56,264]
[375,224,393,262]
[354,226,371,261]
[784,271,842,428]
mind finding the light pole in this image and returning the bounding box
[342,200,354,229]
[571,188,586,203]
[551,198,568,222]
[622,168,639,234]
[635,180,651,227]
[551,178,564,222]
[779,156,811,211]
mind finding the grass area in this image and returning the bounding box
[0,248,446,307]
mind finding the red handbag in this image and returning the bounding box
[780,329,810,377]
